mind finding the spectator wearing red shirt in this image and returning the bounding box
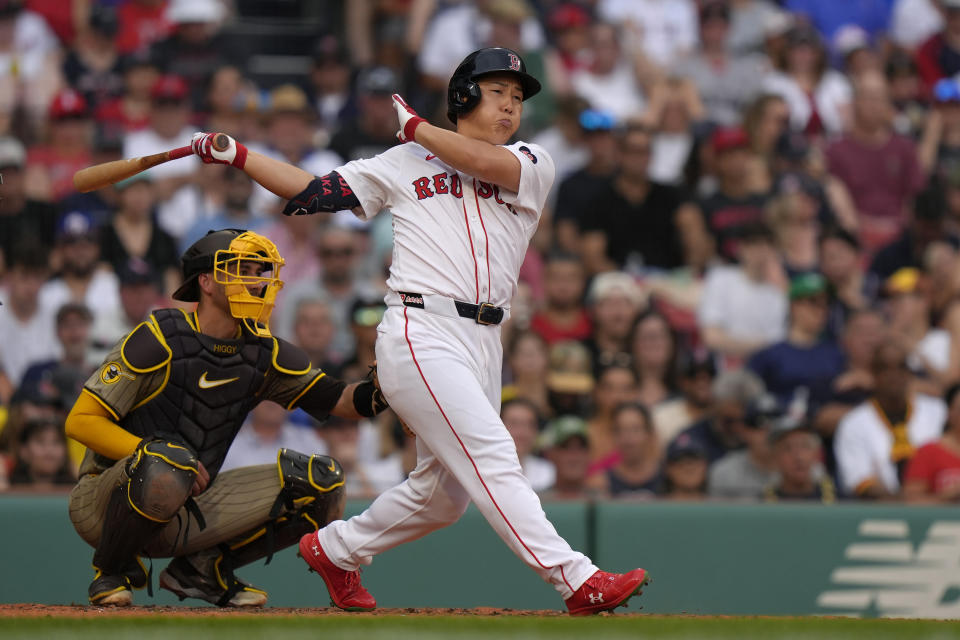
[25,88,92,202]
[530,252,592,346]
[116,0,172,55]
[914,0,960,96]
[826,71,926,255]
[903,382,960,503]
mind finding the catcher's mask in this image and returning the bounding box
[172,229,285,338]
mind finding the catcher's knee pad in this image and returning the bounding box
[274,448,345,526]
[126,439,199,522]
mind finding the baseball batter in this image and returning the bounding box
[190,47,648,615]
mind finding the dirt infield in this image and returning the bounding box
[0,604,587,618]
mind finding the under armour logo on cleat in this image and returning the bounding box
[312,544,321,557]
[588,593,605,604]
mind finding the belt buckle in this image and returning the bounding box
[476,302,498,325]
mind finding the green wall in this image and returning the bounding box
[2,496,957,617]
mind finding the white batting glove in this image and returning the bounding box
[392,94,426,143]
[191,132,248,169]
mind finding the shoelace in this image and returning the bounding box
[344,569,362,591]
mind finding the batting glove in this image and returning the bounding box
[392,94,426,143]
[191,132,248,169]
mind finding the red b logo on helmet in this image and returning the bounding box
[508,53,521,71]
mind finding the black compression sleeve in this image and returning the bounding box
[282,171,361,216]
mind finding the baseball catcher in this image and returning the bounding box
[65,228,389,607]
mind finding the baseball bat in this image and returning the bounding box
[72,133,231,193]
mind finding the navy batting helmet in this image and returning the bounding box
[447,47,541,124]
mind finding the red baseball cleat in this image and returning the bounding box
[565,568,650,616]
[297,531,376,611]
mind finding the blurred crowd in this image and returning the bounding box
[2,0,960,506]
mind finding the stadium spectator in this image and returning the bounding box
[671,369,766,464]
[747,273,844,412]
[7,417,74,488]
[62,5,123,110]
[646,77,702,187]
[902,383,960,503]
[827,71,926,254]
[581,123,690,274]
[20,302,94,411]
[552,108,618,253]
[819,226,878,340]
[531,95,590,188]
[179,167,266,253]
[766,173,826,276]
[589,402,662,499]
[659,432,709,500]
[290,297,339,376]
[0,244,58,386]
[597,0,698,70]
[742,93,791,195]
[832,25,882,78]
[764,419,836,502]
[25,89,93,202]
[890,0,942,51]
[539,415,600,499]
[0,136,57,265]
[38,210,120,330]
[697,223,788,364]
[307,35,357,137]
[115,0,173,55]
[203,65,260,140]
[88,258,162,363]
[545,340,595,418]
[630,310,679,409]
[338,297,386,382]
[886,50,926,140]
[529,252,592,346]
[919,78,960,180]
[501,398,555,493]
[583,272,645,377]
[586,364,639,465]
[504,331,552,419]
[915,0,960,94]
[835,343,946,499]
[672,1,770,128]
[329,66,401,163]
[730,0,787,56]
[570,22,647,122]
[0,0,62,136]
[708,393,781,500]
[868,185,954,282]
[653,350,717,445]
[220,400,328,472]
[545,2,592,76]
[321,413,405,499]
[762,24,852,137]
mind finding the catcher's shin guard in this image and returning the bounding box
[89,440,198,605]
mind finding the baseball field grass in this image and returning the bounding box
[2,613,960,640]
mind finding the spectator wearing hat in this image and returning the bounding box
[38,210,121,330]
[547,2,592,75]
[529,252,592,347]
[764,419,835,502]
[308,35,357,137]
[338,296,387,382]
[915,0,960,95]
[698,223,788,364]
[582,272,645,378]
[589,402,662,500]
[0,244,58,387]
[672,0,770,128]
[832,24,880,78]
[581,123,691,275]
[689,125,772,264]
[25,89,94,202]
[890,0,943,52]
[761,24,852,137]
[551,106,618,253]
[653,350,717,445]
[88,257,162,363]
[920,78,960,180]
[99,171,180,296]
[729,0,788,56]
[903,382,960,503]
[835,342,946,499]
[658,433,709,500]
[747,273,845,415]
[708,392,782,500]
[122,73,202,240]
[827,70,926,255]
[502,398,556,492]
[539,415,602,499]
[116,0,173,55]
[670,369,767,464]
[586,364,639,466]
[819,226,879,340]
[329,66,403,163]
[570,21,647,123]
[531,95,591,189]
[0,0,62,134]
[0,136,58,265]
[62,5,124,110]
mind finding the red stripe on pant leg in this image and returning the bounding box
[403,308,574,593]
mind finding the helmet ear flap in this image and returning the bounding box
[447,79,482,123]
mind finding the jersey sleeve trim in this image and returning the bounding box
[131,361,171,411]
[272,338,312,376]
[82,388,121,421]
[286,372,327,410]
[120,319,172,373]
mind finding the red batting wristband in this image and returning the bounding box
[403,116,425,143]
[232,142,248,170]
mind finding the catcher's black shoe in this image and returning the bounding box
[88,560,148,606]
[159,554,267,607]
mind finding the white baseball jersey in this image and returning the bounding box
[317,140,599,601]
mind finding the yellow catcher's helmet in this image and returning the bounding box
[172,229,285,337]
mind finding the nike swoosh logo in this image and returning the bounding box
[425,154,437,161]
[199,372,239,389]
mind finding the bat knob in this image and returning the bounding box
[212,133,231,152]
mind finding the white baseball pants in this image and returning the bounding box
[317,304,597,599]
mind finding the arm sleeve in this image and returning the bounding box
[498,142,556,217]
[282,171,362,216]
[335,151,402,220]
[65,391,143,460]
